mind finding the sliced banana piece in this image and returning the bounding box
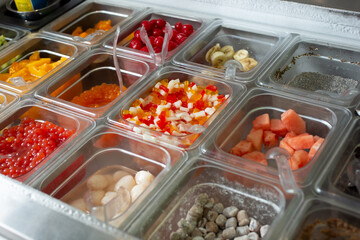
[210,51,226,68]
[220,45,235,61]
[233,49,249,61]
[239,57,258,72]
[205,43,221,64]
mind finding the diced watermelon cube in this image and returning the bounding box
[263,130,279,148]
[246,128,263,151]
[287,134,314,150]
[230,140,254,156]
[281,109,306,135]
[270,119,287,137]
[308,138,324,160]
[290,150,309,170]
[241,151,267,166]
[252,113,270,130]
[279,139,295,156]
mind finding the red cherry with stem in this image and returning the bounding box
[181,24,194,36]
[129,39,144,50]
[175,22,182,32]
[140,46,148,52]
[150,19,157,29]
[141,20,152,31]
[156,19,166,28]
[134,30,141,40]
[171,30,178,41]
[154,36,164,48]
[175,33,187,44]
[153,28,163,37]
[168,41,178,51]
[149,36,155,46]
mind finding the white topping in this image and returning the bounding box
[140,123,148,128]
[187,92,193,99]
[188,103,193,109]
[129,107,138,114]
[213,100,219,106]
[193,111,206,118]
[178,122,192,132]
[225,94,229,99]
[205,107,216,115]
[192,85,198,91]
[180,107,189,112]
[133,116,139,122]
[169,110,175,117]
[156,103,171,115]
[164,131,170,135]
[159,89,166,96]
[208,94,218,102]
[202,94,208,101]
[167,116,177,121]
[148,124,156,128]
[138,98,144,103]
[168,79,180,91]
[174,100,182,108]
[179,83,184,88]
[154,82,161,89]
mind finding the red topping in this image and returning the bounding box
[141,20,152,31]
[159,85,169,93]
[206,85,217,92]
[181,24,194,36]
[129,39,143,50]
[0,117,74,178]
[175,22,182,32]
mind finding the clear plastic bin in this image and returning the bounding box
[35,49,157,118]
[314,118,360,204]
[103,11,204,63]
[258,36,360,107]
[0,24,27,52]
[280,197,360,239]
[108,66,245,149]
[37,125,184,228]
[201,88,352,184]
[124,157,289,239]
[0,99,93,183]
[0,89,18,113]
[0,34,84,94]
[173,19,289,83]
[41,1,138,46]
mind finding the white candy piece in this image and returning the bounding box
[113,170,130,182]
[69,198,87,212]
[91,190,105,206]
[115,175,136,192]
[260,225,269,238]
[234,236,249,240]
[131,184,147,201]
[101,191,117,205]
[248,232,260,240]
[135,171,154,187]
[87,175,109,190]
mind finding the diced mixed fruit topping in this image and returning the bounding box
[122,79,228,136]
[230,109,324,170]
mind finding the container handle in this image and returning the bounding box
[266,147,299,194]
[113,25,124,94]
[160,22,173,66]
[140,25,157,66]
[224,60,243,81]
[0,93,7,108]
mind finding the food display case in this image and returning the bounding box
[0,0,359,239]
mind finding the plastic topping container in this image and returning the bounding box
[258,35,360,107]
[0,89,18,114]
[121,156,301,239]
[201,88,352,185]
[108,66,246,149]
[0,24,27,52]
[0,34,85,95]
[103,10,204,64]
[34,125,184,230]
[279,197,360,239]
[41,1,139,47]
[35,49,157,118]
[173,19,290,83]
[0,99,94,184]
